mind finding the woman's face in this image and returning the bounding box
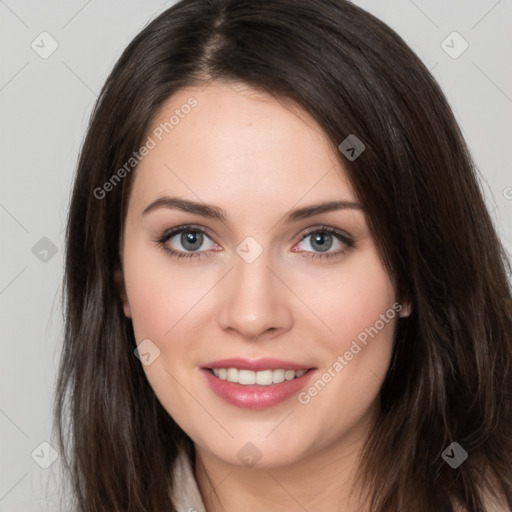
[119,80,408,468]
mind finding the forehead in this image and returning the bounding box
[129,81,356,213]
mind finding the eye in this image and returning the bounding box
[156,225,219,261]
[155,224,354,262]
[292,226,354,261]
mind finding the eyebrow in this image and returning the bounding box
[141,196,363,223]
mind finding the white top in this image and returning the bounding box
[170,446,207,512]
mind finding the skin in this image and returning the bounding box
[117,80,411,512]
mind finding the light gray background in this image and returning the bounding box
[1,1,511,510]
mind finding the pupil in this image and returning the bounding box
[182,231,202,251]
[311,232,332,253]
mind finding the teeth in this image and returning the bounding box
[239,369,256,385]
[256,369,272,385]
[211,368,307,385]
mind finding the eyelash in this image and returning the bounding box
[155,224,354,262]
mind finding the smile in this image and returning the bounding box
[200,357,317,408]
[207,368,307,385]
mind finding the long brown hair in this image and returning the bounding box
[54,0,512,510]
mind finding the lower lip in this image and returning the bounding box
[200,368,317,409]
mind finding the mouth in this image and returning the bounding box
[200,360,318,409]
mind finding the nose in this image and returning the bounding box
[217,245,293,341]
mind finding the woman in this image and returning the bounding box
[54,0,512,511]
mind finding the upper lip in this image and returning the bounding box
[202,357,314,372]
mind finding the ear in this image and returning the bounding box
[114,267,131,318]
[398,299,413,318]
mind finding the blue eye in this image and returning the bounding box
[156,224,354,261]
[295,227,354,261]
[157,225,217,261]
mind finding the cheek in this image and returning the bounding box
[293,247,397,352]
[122,239,212,342]
[335,265,397,348]
[295,249,398,405]
[122,241,209,418]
